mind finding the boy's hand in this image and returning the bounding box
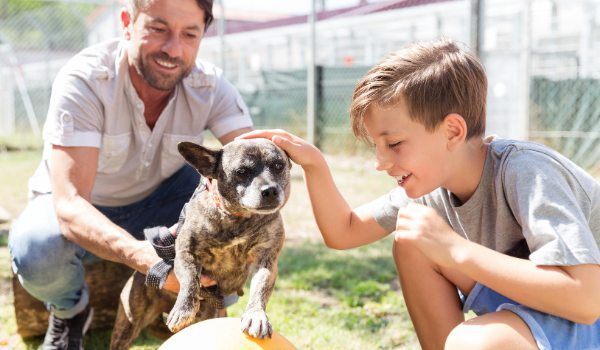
[395,203,466,268]
[236,129,323,169]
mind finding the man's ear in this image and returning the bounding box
[121,8,133,40]
[443,113,467,151]
[177,142,222,178]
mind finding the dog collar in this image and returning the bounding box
[204,177,243,217]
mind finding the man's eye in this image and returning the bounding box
[150,27,166,33]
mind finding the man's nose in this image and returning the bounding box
[162,33,183,59]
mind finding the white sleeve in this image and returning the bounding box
[43,67,103,148]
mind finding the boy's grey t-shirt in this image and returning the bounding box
[368,137,600,266]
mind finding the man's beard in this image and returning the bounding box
[135,52,192,91]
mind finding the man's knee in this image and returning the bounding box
[10,224,83,285]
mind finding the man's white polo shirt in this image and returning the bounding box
[29,39,253,206]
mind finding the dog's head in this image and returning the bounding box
[178,139,291,215]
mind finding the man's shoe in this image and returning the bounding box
[42,305,93,350]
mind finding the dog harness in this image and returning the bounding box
[144,181,226,309]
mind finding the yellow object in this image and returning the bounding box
[159,317,297,350]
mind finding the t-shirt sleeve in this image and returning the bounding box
[362,187,412,233]
[43,69,103,148]
[206,75,253,138]
[503,150,600,266]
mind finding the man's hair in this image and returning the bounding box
[350,38,487,141]
[125,0,214,29]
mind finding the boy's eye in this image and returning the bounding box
[388,141,402,149]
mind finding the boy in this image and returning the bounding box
[239,39,600,349]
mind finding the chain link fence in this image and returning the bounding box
[2,0,600,172]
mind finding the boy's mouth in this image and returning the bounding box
[394,173,412,186]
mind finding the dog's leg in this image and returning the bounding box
[110,273,165,350]
[166,239,203,333]
[240,252,279,339]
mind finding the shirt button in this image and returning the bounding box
[144,161,150,167]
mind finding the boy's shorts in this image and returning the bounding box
[459,283,600,350]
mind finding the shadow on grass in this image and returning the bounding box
[3,237,414,349]
[278,236,398,307]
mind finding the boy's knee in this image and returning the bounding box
[391,236,422,265]
[445,323,488,350]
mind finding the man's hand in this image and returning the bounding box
[394,203,467,268]
[162,272,217,293]
[163,223,217,292]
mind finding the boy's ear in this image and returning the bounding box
[443,113,467,150]
[177,141,222,178]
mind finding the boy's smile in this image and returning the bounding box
[364,99,452,199]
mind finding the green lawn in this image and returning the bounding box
[0,143,419,349]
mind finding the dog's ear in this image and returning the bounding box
[177,141,222,178]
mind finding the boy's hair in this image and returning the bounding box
[125,0,214,29]
[350,39,487,141]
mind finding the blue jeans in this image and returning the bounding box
[9,165,199,319]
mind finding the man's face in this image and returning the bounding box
[124,0,205,91]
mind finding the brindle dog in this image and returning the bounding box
[110,139,291,349]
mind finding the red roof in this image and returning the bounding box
[205,0,456,37]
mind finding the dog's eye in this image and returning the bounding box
[236,168,248,176]
[273,162,285,171]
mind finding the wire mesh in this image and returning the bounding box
[2,0,600,173]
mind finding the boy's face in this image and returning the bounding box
[364,100,452,199]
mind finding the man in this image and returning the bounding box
[8,0,252,348]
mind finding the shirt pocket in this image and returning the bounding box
[160,133,194,177]
[98,133,131,174]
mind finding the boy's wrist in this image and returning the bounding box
[301,150,327,173]
[447,237,472,269]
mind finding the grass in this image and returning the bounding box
[0,140,419,349]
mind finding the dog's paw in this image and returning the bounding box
[240,309,272,339]
[166,305,197,333]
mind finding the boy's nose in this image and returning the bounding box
[375,157,393,171]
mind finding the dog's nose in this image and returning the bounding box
[261,186,279,199]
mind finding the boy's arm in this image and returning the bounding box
[455,240,600,325]
[238,130,389,249]
[396,204,600,324]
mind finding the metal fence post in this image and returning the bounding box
[315,65,324,148]
[469,0,482,56]
[307,0,316,145]
[217,0,226,72]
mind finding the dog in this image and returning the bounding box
[110,138,291,349]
